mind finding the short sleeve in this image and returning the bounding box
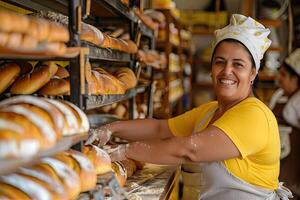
[212,102,269,158]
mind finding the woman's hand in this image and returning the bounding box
[109,144,129,162]
[85,125,112,146]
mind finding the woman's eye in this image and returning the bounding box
[234,63,243,68]
[215,60,224,65]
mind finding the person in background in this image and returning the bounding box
[269,49,300,199]
[87,14,292,200]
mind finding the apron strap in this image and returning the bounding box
[275,182,293,200]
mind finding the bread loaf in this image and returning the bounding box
[47,22,69,43]
[54,150,97,192]
[119,159,137,177]
[0,63,21,94]
[81,23,104,46]
[17,167,68,200]
[44,42,67,55]
[27,18,50,42]
[11,61,58,94]
[21,34,38,50]
[82,145,112,175]
[0,105,57,149]
[0,174,51,200]
[124,39,138,54]
[114,67,137,89]
[32,157,81,200]
[0,117,40,159]
[55,66,69,78]
[0,32,9,46]
[0,95,65,137]
[0,11,30,33]
[39,78,70,95]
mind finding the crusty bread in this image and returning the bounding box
[81,23,104,46]
[11,61,58,94]
[17,167,68,200]
[114,67,137,90]
[119,159,137,177]
[47,22,69,43]
[0,11,30,33]
[27,18,50,42]
[111,161,127,187]
[124,39,138,54]
[0,63,21,94]
[39,78,70,95]
[32,157,81,200]
[55,66,69,78]
[53,150,97,192]
[82,145,112,175]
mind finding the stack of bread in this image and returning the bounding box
[86,64,137,95]
[0,147,108,200]
[0,10,69,55]
[0,61,70,95]
[134,8,159,33]
[0,95,89,159]
[137,50,167,69]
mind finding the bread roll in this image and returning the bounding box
[18,62,33,74]
[111,161,127,187]
[0,105,57,149]
[82,145,112,175]
[114,67,137,89]
[39,78,70,95]
[0,32,9,46]
[55,66,69,78]
[0,184,30,200]
[48,22,69,43]
[119,159,137,177]
[44,42,67,55]
[0,174,51,200]
[54,150,97,192]
[124,39,138,54]
[0,63,21,94]
[0,95,65,137]
[27,18,50,42]
[21,34,38,50]
[32,157,81,200]
[11,61,58,94]
[6,32,22,49]
[0,117,40,159]
[0,11,29,33]
[81,23,104,46]
[17,168,68,200]
[88,70,100,94]
[100,34,112,49]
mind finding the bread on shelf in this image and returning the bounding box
[81,23,104,46]
[114,67,137,90]
[55,66,69,79]
[53,150,97,192]
[0,10,30,33]
[0,63,21,94]
[10,61,58,94]
[111,161,127,187]
[38,78,70,95]
[82,144,112,175]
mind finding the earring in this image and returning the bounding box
[250,80,253,85]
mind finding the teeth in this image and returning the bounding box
[219,79,235,85]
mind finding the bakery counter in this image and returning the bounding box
[125,164,179,200]
[82,42,131,63]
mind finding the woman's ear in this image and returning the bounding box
[250,67,257,83]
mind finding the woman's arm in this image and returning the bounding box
[110,118,173,141]
[125,125,240,165]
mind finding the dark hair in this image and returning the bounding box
[211,39,256,70]
[282,62,300,86]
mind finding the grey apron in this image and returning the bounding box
[181,107,293,200]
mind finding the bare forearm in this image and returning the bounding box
[109,119,172,141]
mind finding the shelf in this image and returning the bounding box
[0,133,88,176]
[91,0,137,22]
[0,47,81,61]
[82,42,131,62]
[84,84,149,110]
[139,22,155,38]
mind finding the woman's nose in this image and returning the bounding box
[222,63,233,75]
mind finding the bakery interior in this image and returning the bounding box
[0,0,299,199]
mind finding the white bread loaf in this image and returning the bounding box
[0,63,21,94]
[38,78,70,95]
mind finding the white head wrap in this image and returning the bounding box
[284,48,300,76]
[213,14,272,71]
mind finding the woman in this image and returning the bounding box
[269,49,300,199]
[87,14,292,199]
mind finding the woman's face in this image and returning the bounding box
[211,41,256,103]
[277,66,297,95]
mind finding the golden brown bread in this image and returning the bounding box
[47,22,69,43]
[0,32,9,46]
[119,159,137,177]
[0,183,31,200]
[21,34,38,50]
[27,18,50,42]
[0,63,21,94]
[82,145,112,175]
[0,11,30,33]
[80,23,104,46]
[53,150,96,192]
[32,157,81,200]
[114,67,137,90]
[17,168,68,200]
[44,42,67,55]
[11,61,58,94]
[124,39,138,54]
[38,78,70,95]
[111,161,127,187]
[55,66,69,78]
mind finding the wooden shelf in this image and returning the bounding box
[268,46,283,52]
[258,19,282,28]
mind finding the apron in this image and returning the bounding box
[181,107,293,200]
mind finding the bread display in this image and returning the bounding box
[81,23,104,46]
[0,63,21,93]
[82,144,112,175]
[32,157,81,200]
[111,161,127,187]
[114,67,137,89]
[55,66,69,78]
[53,150,97,192]
[11,61,58,94]
[0,11,30,33]
[39,78,70,95]
[17,167,68,200]
[0,174,52,200]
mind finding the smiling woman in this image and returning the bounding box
[86,14,293,200]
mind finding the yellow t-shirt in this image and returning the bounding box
[168,97,280,190]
